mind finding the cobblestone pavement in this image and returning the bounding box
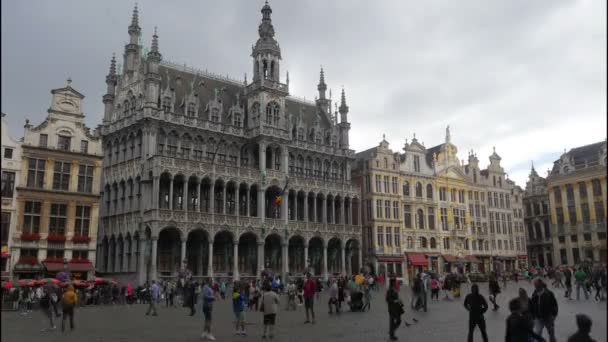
[1,281,606,342]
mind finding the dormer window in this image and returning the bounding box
[57,135,71,151]
[162,97,171,112]
[413,155,420,172]
[234,113,242,127]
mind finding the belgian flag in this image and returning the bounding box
[273,177,289,206]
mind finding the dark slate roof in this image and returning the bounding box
[425,144,442,167]
[355,146,377,160]
[551,141,606,173]
[158,62,329,130]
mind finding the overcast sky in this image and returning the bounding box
[2,0,606,187]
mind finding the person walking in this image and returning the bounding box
[567,314,597,342]
[303,273,316,324]
[430,276,440,301]
[463,284,489,342]
[363,282,372,311]
[260,282,280,339]
[575,268,589,300]
[126,283,133,305]
[61,285,78,333]
[145,280,159,316]
[564,267,573,299]
[386,279,404,341]
[328,279,339,314]
[421,272,429,312]
[505,298,545,342]
[232,283,247,335]
[531,279,558,342]
[39,285,56,332]
[488,274,501,311]
[201,279,216,340]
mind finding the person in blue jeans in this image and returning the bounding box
[202,280,216,341]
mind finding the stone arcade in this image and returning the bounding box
[97,3,362,285]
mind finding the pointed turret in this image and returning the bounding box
[124,3,142,74]
[339,87,349,122]
[318,67,327,99]
[128,3,141,44]
[144,27,162,109]
[103,54,118,123]
[337,87,351,149]
[147,27,161,65]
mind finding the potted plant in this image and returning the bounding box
[20,232,41,241]
[47,234,67,242]
[72,235,91,243]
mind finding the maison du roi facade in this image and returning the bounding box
[352,129,528,284]
[96,3,362,285]
[2,82,103,280]
[524,141,607,267]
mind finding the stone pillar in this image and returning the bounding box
[358,247,363,275]
[341,243,346,275]
[304,243,309,272]
[573,185,582,224]
[150,237,158,281]
[199,241,205,276]
[169,176,174,210]
[257,241,265,278]
[282,190,289,223]
[331,198,336,224]
[246,187,251,217]
[282,148,289,174]
[586,181,596,223]
[208,240,214,279]
[258,188,265,222]
[340,199,345,224]
[294,194,298,221]
[138,238,146,285]
[152,176,159,209]
[561,185,570,225]
[181,239,187,265]
[182,180,188,211]
[233,241,239,280]
[222,184,227,214]
[282,242,289,277]
[194,180,202,212]
[322,197,327,224]
[303,196,308,222]
[209,181,215,214]
[199,182,204,212]
[313,197,318,223]
[235,187,240,217]
[323,241,328,281]
[259,142,266,173]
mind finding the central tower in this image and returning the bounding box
[245,1,289,131]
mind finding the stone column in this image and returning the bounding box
[322,197,327,224]
[235,187,240,217]
[282,190,289,223]
[586,181,596,223]
[304,243,309,272]
[152,176,159,209]
[246,187,251,217]
[282,242,289,277]
[233,241,239,280]
[209,181,215,214]
[313,197,318,223]
[323,241,328,281]
[258,188,265,222]
[561,185,570,225]
[199,182,204,212]
[257,241,265,278]
[150,237,158,281]
[259,142,266,173]
[222,185,227,214]
[331,198,336,224]
[358,200,362,227]
[573,185,582,224]
[282,148,289,174]
[199,241,205,276]
[208,240,214,280]
[194,180,202,212]
[182,180,188,211]
[293,194,298,221]
[169,176,174,210]
[138,238,146,285]
[340,199,346,224]
[122,245,129,273]
[181,239,187,265]
[303,196,308,222]
[358,247,363,275]
[341,243,346,275]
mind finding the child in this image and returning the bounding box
[260,283,279,339]
[232,284,246,335]
[431,277,440,300]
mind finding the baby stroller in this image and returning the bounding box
[349,291,364,312]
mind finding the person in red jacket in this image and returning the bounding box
[303,273,316,324]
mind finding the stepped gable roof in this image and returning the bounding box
[159,62,329,130]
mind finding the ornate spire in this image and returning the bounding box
[151,27,159,52]
[339,87,349,114]
[318,66,327,99]
[128,3,141,35]
[445,125,451,143]
[258,0,275,39]
[106,54,117,81]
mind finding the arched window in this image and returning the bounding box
[443,237,450,249]
[187,102,196,117]
[416,209,425,229]
[415,182,423,198]
[233,113,242,127]
[266,102,279,125]
[403,181,410,196]
[420,237,427,248]
[430,238,436,249]
[251,102,260,124]
[426,184,433,199]
[407,237,414,249]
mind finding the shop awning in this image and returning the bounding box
[517,255,528,260]
[44,262,94,272]
[378,257,404,263]
[442,254,458,262]
[407,253,428,266]
[465,256,480,263]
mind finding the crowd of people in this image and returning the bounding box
[3,264,605,340]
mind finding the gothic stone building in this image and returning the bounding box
[97,3,361,285]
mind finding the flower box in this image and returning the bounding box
[69,258,91,264]
[20,233,41,241]
[18,256,38,265]
[72,235,91,243]
[43,257,65,264]
[47,234,66,242]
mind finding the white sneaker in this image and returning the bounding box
[241,330,247,336]
[207,334,216,341]
[201,332,208,339]
[235,329,240,335]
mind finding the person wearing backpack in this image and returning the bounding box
[61,285,78,332]
[39,286,56,332]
